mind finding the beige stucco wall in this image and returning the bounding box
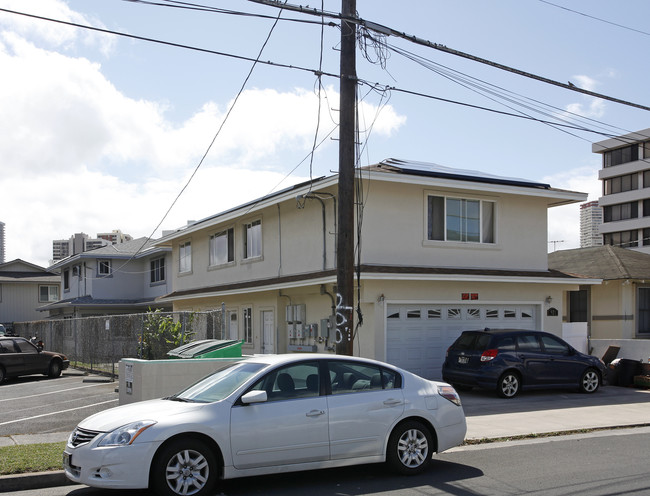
[360,179,550,271]
[589,281,639,339]
[170,278,578,362]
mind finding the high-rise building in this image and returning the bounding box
[52,230,133,262]
[579,201,603,248]
[593,128,650,253]
[0,221,5,264]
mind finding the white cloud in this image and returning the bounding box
[0,0,115,54]
[0,22,406,267]
[544,165,601,252]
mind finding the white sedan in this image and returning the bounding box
[63,354,466,496]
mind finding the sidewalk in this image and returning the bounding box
[1,385,649,492]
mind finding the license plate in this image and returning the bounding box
[63,452,72,468]
[457,356,469,364]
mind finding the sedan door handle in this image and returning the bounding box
[383,398,403,406]
[306,410,326,417]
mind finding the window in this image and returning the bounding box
[428,195,495,244]
[243,307,253,344]
[604,230,638,248]
[244,220,262,259]
[98,260,111,276]
[150,257,165,284]
[179,242,192,273]
[644,228,650,247]
[604,173,638,195]
[638,288,650,335]
[248,361,320,401]
[569,290,587,322]
[644,170,650,188]
[516,334,541,352]
[39,285,59,303]
[427,309,441,319]
[604,144,638,167]
[328,360,399,394]
[604,202,638,222]
[209,228,234,266]
[467,308,481,319]
[63,269,70,291]
[540,335,570,355]
[407,310,421,319]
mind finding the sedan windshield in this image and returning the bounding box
[170,361,266,403]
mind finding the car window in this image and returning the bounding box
[15,340,38,354]
[516,334,542,352]
[0,341,10,353]
[328,360,398,394]
[249,361,320,402]
[452,333,477,350]
[174,362,266,403]
[540,335,570,355]
[497,336,516,351]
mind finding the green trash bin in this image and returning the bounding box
[166,339,243,359]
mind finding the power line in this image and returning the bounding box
[249,0,650,112]
[0,7,338,80]
[538,0,650,37]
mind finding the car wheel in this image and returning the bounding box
[152,438,217,496]
[387,420,433,475]
[497,371,520,398]
[579,368,600,394]
[48,360,62,378]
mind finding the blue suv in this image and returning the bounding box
[442,329,607,398]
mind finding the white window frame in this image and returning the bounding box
[426,193,496,245]
[243,219,262,260]
[209,228,234,267]
[150,257,166,284]
[39,285,59,303]
[179,241,192,274]
[98,260,111,276]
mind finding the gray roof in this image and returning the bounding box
[548,246,650,280]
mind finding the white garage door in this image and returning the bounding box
[386,304,538,380]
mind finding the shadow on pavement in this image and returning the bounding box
[460,384,650,417]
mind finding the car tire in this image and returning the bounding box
[48,360,62,378]
[151,438,217,496]
[387,420,434,475]
[579,368,600,394]
[0,366,5,383]
[497,371,520,398]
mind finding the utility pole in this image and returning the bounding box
[336,0,357,356]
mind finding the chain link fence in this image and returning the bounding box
[13,310,225,378]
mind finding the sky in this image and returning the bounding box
[1,0,650,268]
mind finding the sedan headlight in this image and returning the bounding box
[98,420,156,447]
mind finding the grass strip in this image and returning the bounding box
[0,442,66,476]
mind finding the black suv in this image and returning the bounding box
[442,329,606,398]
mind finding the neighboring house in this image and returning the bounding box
[156,159,596,379]
[549,245,650,340]
[592,127,650,253]
[0,260,60,331]
[42,238,172,318]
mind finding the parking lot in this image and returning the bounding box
[0,369,118,437]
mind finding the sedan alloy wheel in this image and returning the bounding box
[579,368,600,394]
[153,439,217,496]
[387,421,433,475]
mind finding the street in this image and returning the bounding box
[0,371,118,437]
[8,429,650,496]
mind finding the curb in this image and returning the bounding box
[0,470,75,493]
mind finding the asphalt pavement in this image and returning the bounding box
[1,382,649,493]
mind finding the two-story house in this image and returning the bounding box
[156,159,595,379]
[42,238,172,318]
[0,260,60,331]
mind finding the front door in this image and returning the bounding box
[262,310,274,354]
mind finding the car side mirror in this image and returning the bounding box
[241,390,267,405]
